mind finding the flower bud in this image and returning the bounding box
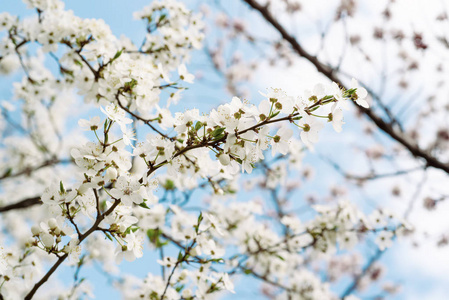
[48,218,58,230]
[41,233,54,249]
[105,168,118,181]
[31,225,41,236]
[26,237,35,247]
[77,184,88,195]
[54,227,61,236]
[218,153,230,166]
[182,289,193,298]
[179,269,188,281]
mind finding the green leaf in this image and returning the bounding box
[269,111,280,118]
[103,119,108,131]
[210,127,226,137]
[197,212,203,225]
[346,88,357,95]
[213,133,225,141]
[59,181,65,194]
[147,229,159,241]
[175,284,185,292]
[321,95,334,100]
[158,14,167,23]
[177,250,183,261]
[275,254,285,261]
[104,232,113,241]
[147,229,168,248]
[163,179,175,190]
[2,168,12,178]
[125,225,139,235]
[194,121,203,131]
[139,200,150,209]
[113,49,123,60]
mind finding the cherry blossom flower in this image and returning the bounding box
[178,64,195,83]
[271,126,293,155]
[297,115,324,149]
[78,116,101,131]
[116,231,144,262]
[110,175,143,206]
[351,78,370,108]
[376,231,394,251]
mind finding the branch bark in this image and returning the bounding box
[0,196,41,213]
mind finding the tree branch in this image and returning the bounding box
[0,196,41,213]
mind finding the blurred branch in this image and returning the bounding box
[322,156,425,181]
[0,158,72,181]
[341,249,384,298]
[0,196,41,213]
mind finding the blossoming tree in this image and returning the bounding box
[0,0,416,299]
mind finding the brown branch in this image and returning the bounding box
[115,93,171,140]
[0,158,72,181]
[322,155,425,181]
[0,196,41,213]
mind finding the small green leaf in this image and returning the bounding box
[139,200,150,209]
[197,212,203,225]
[275,254,285,261]
[194,121,203,131]
[113,49,123,60]
[163,179,175,190]
[269,111,280,119]
[158,14,167,23]
[321,95,334,101]
[175,284,185,292]
[104,232,113,241]
[210,127,226,137]
[2,168,12,178]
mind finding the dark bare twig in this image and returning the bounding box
[0,158,72,181]
[0,196,41,213]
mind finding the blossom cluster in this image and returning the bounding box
[0,0,405,299]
